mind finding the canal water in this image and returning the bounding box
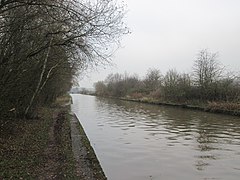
[71,94,240,180]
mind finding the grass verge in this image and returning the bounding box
[0,103,77,179]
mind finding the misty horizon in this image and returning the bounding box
[79,0,240,88]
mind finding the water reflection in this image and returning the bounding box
[72,95,240,180]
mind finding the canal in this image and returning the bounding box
[71,94,240,180]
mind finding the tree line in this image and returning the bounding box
[95,49,240,106]
[0,0,127,118]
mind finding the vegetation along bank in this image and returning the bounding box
[94,49,240,116]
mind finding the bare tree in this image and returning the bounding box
[163,69,180,100]
[192,49,224,100]
[94,81,107,96]
[0,0,128,117]
[144,68,162,92]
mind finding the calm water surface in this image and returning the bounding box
[71,94,240,180]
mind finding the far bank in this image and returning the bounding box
[78,92,240,117]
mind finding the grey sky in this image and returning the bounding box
[79,0,240,88]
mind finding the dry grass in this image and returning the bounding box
[207,102,240,112]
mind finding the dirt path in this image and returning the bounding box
[38,110,68,179]
[39,110,106,180]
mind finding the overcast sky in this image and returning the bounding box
[79,0,240,88]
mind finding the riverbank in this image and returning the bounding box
[70,113,106,180]
[119,97,240,116]
[0,95,106,179]
[88,93,240,117]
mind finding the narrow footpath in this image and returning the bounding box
[70,113,107,180]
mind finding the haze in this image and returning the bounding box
[79,0,240,88]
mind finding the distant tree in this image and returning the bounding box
[192,49,224,100]
[163,69,180,101]
[123,73,140,94]
[94,81,107,96]
[95,61,240,106]
[144,68,162,93]
[105,73,125,97]
[214,73,240,102]
[177,73,192,101]
[95,73,142,97]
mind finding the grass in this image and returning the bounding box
[206,101,240,115]
[0,103,78,179]
[0,108,52,179]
